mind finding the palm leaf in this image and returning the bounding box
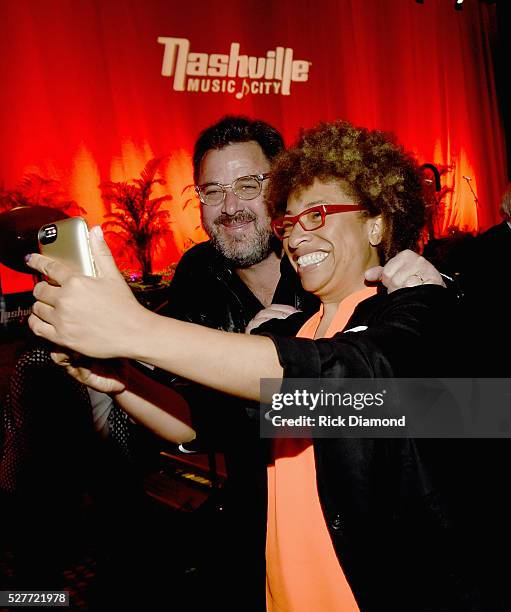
[99,157,174,277]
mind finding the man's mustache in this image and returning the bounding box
[214,211,257,227]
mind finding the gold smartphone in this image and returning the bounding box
[38,216,96,277]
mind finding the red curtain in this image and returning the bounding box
[0,0,507,292]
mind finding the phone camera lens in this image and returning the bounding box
[39,224,58,245]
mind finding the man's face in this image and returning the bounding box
[198,141,273,267]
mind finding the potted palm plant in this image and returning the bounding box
[0,173,85,215]
[100,157,173,284]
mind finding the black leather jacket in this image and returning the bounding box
[261,286,500,611]
[159,240,318,332]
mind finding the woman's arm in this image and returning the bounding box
[27,227,283,401]
[134,316,282,400]
[50,315,281,402]
[26,228,445,401]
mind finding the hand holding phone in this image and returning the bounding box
[38,216,96,278]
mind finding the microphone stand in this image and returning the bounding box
[0,274,6,331]
[463,176,480,233]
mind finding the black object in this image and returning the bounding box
[0,206,68,273]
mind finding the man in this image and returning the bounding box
[440,184,511,589]
[459,181,511,313]
[161,116,318,327]
[157,117,319,609]
[434,181,511,376]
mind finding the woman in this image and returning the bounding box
[27,121,480,610]
[251,121,466,611]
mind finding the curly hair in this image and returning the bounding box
[266,120,426,262]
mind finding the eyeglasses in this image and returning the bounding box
[195,173,270,206]
[271,204,365,240]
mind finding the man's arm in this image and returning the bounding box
[364,250,446,289]
[248,250,446,334]
[52,353,196,443]
[116,362,195,442]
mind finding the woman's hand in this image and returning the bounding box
[26,226,152,359]
[51,350,127,395]
[245,304,300,334]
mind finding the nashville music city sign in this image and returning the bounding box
[157,37,311,99]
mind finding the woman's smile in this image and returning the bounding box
[297,251,330,270]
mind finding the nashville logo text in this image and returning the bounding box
[157,37,311,99]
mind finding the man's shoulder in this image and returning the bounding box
[479,220,511,243]
[171,240,229,283]
[175,241,217,270]
[468,221,511,268]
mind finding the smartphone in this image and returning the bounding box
[38,216,96,277]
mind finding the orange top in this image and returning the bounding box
[266,286,377,612]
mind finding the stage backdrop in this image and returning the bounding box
[0,0,507,293]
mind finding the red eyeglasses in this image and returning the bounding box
[271,204,365,240]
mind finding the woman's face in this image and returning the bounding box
[283,178,382,303]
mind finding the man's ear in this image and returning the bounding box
[368,215,384,246]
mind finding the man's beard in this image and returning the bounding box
[204,209,274,268]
